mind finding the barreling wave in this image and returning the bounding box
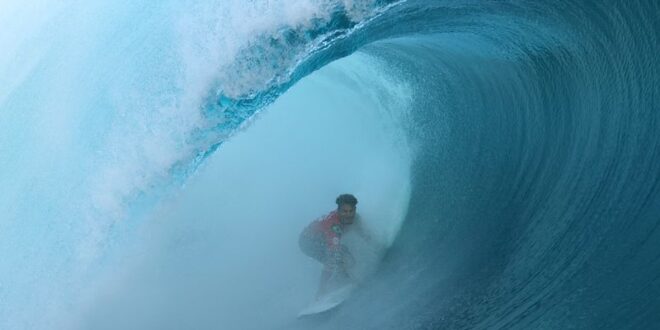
[186,0,660,328]
[1,0,659,329]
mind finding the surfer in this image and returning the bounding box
[299,193,374,299]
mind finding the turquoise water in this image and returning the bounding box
[1,1,659,329]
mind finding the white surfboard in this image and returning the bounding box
[297,285,354,318]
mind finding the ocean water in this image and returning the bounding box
[1,1,659,329]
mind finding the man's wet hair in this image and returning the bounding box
[336,194,358,207]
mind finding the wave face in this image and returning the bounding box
[323,1,660,329]
[1,0,660,329]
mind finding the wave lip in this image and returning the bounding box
[193,1,407,166]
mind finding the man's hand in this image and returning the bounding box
[339,246,356,268]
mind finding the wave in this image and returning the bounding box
[1,0,659,329]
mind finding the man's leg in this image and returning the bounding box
[316,266,333,299]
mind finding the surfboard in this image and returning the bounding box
[297,285,353,318]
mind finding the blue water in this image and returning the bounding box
[1,0,659,329]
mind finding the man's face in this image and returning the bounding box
[338,204,356,224]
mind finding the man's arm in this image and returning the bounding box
[354,219,375,244]
[354,219,388,252]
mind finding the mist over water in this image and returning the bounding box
[77,53,411,329]
[2,0,660,329]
